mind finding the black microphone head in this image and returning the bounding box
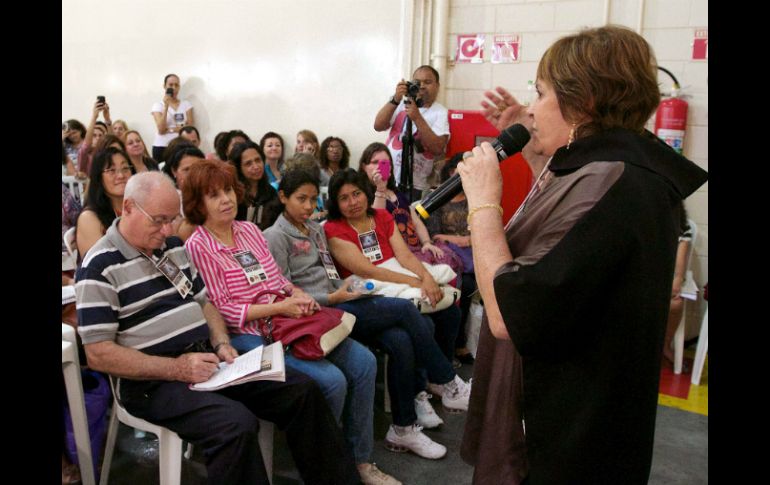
[494,124,531,160]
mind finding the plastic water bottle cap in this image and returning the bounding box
[364,281,375,291]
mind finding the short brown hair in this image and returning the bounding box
[182,160,245,225]
[537,25,660,138]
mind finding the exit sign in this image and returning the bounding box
[692,28,708,61]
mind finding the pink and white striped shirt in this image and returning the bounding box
[185,220,292,335]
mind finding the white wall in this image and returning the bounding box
[444,0,708,336]
[62,0,406,162]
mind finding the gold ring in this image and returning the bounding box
[497,102,507,111]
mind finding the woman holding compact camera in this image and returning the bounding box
[151,73,194,162]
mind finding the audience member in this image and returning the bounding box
[358,142,463,276]
[324,169,469,382]
[319,136,350,186]
[111,119,129,140]
[229,141,281,230]
[179,125,202,147]
[259,131,286,184]
[75,147,135,260]
[295,129,320,157]
[423,154,477,364]
[63,119,87,168]
[124,130,160,172]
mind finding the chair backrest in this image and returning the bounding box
[63,175,86,202]
[64,226,78,259]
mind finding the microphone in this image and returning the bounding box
[414,124,531,221]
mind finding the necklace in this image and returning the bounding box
[347,216,374,235]
[203,224,234,246]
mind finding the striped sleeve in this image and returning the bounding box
[185,235,249,331]
[75,252,120,345]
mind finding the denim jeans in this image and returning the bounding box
[336,296,456,426]
[230,333,376,464]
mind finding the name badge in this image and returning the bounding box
[156,256,192,298]
[233,250,268,284]
[358,230,383,262]
[173,113,184,125]
[319,250,341,280]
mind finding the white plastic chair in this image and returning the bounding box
[690,305,708,385]
[63,175,86,202]
[673,219,698,375]
[99,380,274,485]
[62,324,97,485]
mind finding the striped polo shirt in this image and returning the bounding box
[184,220,292,336]
[75,218,210,356]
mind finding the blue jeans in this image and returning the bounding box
[230,333,376,464]
[336,296,456,426]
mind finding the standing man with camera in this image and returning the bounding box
[374,65,450,200]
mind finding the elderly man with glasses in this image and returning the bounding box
[75,171,359,485]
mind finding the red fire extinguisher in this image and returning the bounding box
[654,67,688,155]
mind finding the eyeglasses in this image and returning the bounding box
[133,200,183,227]
[364,158,389,166]
[103,166,133,177]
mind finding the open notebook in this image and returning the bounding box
[190,341,285,391]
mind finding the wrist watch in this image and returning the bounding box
[389,96,399,106]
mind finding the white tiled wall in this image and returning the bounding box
[445,0,708,336]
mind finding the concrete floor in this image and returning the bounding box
[100,362,708,484]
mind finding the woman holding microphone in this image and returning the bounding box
[457,25,708,484]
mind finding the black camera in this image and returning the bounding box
[405,80,424,107]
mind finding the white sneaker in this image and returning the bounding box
[426,382,444,397]
[384,424,447,459]
[441,375,472,412]
[414,391,444,429]
[358,463,402,485]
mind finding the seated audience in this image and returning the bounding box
[266,168,473,462]
[182,161,384,481]
[75,171,359,485]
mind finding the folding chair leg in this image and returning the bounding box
[99,405,120,485]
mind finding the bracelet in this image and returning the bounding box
[467,204,504,227]
[213,342,230,353]
[374,191,387,199]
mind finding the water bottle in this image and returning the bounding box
[348,276,375,294]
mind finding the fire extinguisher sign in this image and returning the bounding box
[455,34,485,64]
[692,28,708,61]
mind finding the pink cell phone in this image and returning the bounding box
[377,159,391,181]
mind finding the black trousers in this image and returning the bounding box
[121,368,360,485]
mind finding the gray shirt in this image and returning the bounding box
[263,214,343,306]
